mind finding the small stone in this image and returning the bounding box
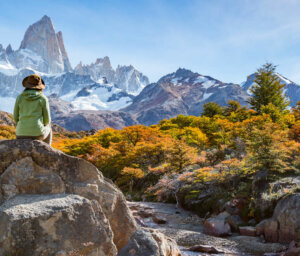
[188,244,223,253]
[260,234,266,243]
[138,210,153,218]
[152,214,167,224]
[239,226,257,237]
[117,228,180,256]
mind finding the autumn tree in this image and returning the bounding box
[248,63,290,113]
[167,139,197,172]
[201,102,224,117]
[292,101,300,121]
[118,167,144,193]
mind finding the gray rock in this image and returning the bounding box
[188,244,223,253]
[0,194,117,256]
[0,157,65,200]
[239,226,256,237]
[117,228,181,256]
[152,214,167,224]
[262,193,300,243]
[0,139,137,250]
[204,212,231,237]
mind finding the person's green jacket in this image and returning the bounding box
[13,90,51,136]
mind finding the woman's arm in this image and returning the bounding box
[42,97,51,125]
[13,96,20,124]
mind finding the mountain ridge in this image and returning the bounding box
[0,16,149,115]
[0,16,299,131]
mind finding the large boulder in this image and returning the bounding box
[0,139,137,252]
[259,194,300,243]
[0,194,117,256]
[204,212,231,237]
[117,228,181,256]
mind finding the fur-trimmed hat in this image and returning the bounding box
[22,74,45,90]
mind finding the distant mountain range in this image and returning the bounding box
[0,15,299,131]
[0,15,148,114]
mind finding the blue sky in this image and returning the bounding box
[1,0,300,84]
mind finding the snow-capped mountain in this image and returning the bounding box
[74,58,149,95]
[0,16,149,114]
[48,94,137,131]
[114,65,149,95]
[122,68,249,125]
[241,73,300,106]
[62,80,134,111]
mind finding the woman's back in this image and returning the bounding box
[14,74,52,145]
[14,90,49,136]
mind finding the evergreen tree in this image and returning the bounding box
[248,63,290,113]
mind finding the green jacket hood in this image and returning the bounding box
[21,90,43,101]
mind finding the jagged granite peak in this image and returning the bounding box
[17,15,71,73]
[75,58,149,95]
[74,56,115,82]
[241,72,300,106]
[56,31,72,71]
[115,64,149,95]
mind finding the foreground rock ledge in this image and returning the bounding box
[0,139,138,254]
[0,140,181,255]
[0,194,117,255]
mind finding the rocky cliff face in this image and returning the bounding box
[17,15,71,73]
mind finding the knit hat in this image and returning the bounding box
[22,74,45,90]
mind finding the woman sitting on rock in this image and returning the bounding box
[13,74,52,145]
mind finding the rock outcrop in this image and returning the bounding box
[117,228,181,256]
[0,139,137,254]
[204,212,231,237]
[0,139,180,255]
[258,193,300,243]
[0,194,117,255]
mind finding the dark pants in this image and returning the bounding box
[16,125,52,145]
